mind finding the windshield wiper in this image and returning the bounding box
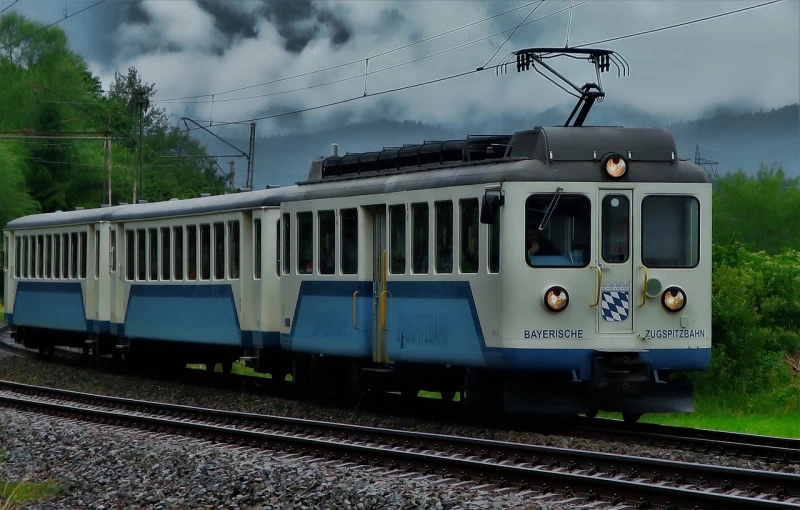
[538,186,564,231]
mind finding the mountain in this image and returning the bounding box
[200,103,799,188]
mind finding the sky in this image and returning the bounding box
[5,0,800,137]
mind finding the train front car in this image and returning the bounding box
[495,126,711,421]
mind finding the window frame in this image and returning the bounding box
[524,193,592,269]
[640,194,701,269]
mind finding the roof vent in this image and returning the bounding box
[169,198,178,201]
[265,185,280,189]
[120,202,129,205]
[200,193,211,198]
[137,199,148,204]
[100,204,110,208]
[236,187,252,193]
[331,143,339,157]
[75,207,84,211]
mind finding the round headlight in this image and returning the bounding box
[603,154,627,178]
[544,286,569,312]
[662,286,686,312]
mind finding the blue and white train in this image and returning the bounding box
[2,125,711,421]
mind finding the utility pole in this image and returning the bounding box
[246,122,256,189]
[105,112,112,206]
[694,143,719,180]
[228,160,235,191]
[132,88,150,204]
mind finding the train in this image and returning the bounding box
[1,124,712,422]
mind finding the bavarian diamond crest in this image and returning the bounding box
[600,290,630,322]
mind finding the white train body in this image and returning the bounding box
[2,126,712,418]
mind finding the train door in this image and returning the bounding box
[595,189,634,333]
[371,206,389,363]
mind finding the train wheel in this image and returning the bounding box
[205,361,216,373]
[585,410,598,419]
[440,390,456,402]
[221,361,233,375]
[622,412,642,423]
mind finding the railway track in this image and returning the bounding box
[574,418,800,464]
[0,380,798,510]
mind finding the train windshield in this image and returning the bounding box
[641,195,700,268]
[525,194,590,268]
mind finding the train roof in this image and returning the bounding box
[5,126,709,231]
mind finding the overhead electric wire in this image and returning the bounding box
[197,0,786,132]
[0,0,20,16]
[574,0,784,48]
[156,0,586,106]
[0,0,107,53]
[482,0,545,68]
[154,0,547,102]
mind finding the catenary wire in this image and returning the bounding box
[0,0,107,53]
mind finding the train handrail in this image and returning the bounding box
[639,266,648,308]
[352,290,359,329]
[380,250,388,330]
[590,265,603,307]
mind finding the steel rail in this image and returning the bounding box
[0,382,798,510]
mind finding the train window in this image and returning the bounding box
[80,232,87,279]
[389,205,405,274]
[94,232,100,279]
[37,235,44,278]
[148,228,158,281]
[524,194,590,268]
[297,212,313,274]
[126,231,134,280]
[200,224,211,280]
[136,230,146,280]
[412,203,429,274]
[61,233,68,279]
[161,227,171,280]
[110,231,116,273]
[53,235,60,278]
[275,219,280,277]
[71,232,79,278]
[460,199,480,274]
[642,196,700,268]
[602,195,630,264]
[253,219,262,279]
[435,201,453,274]
[187,225,198,280]
[340,208,358,275]
[282,214,290,275]
[14,237,20,278]
[318,210,335,275]
[213,222,225,280]
[21,237,28,278]
[488,205,500,274]
[173,227,183,280]
[228,220,240,279]
[46,235,53,279]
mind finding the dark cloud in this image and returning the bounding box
[122,0,151,25]
[378,8,404,28]
[258,0,352,54]
[196,1,258,41]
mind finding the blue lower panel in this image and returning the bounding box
[125,284,242,346]
[12,281,88,332]
[4,313,12,325]
[283,281,373,356]
[285,280,711,375]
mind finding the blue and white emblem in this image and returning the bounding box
[600,281,630,322]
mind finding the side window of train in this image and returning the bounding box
[173,226,183,280]
[14,236,21,278]
[71,232,79,279]
[297,212,313,274]
[187,225,198,280]
[37,235,44,278]
[136,229,146,281]
[282,214,291,275]
[46,235,53,278]
[126,231,134,280]
[253,219,262,280]
[228,220,240,280]
[411,203,429,274]
[148,228,158,281]
[22,236,28,278]
[54,234,61,278]
[161,227,171,280]
[460,198,480,274]
[79,232,87,279]
[200,224,211,280]
[213,222,225,280]
[435,201,453,274]
[524,194,590,268]
[641,196,700,268]
[318,210,335,275]
[110,231,116,274]
[94,231,100,279]
[61,233,68,279]
[274,219,280,277]
[340,208,358,275]
[389,205,405,274]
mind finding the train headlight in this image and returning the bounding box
[661,286,686,312]
[603,154,627,178]
[544,286,569,312]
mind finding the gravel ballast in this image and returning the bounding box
[0,408,559,509]
[0,341,797,479]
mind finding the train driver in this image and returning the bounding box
[526,229,560,258]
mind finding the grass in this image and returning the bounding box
[0,480,60,508]
[186,360,272,379]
